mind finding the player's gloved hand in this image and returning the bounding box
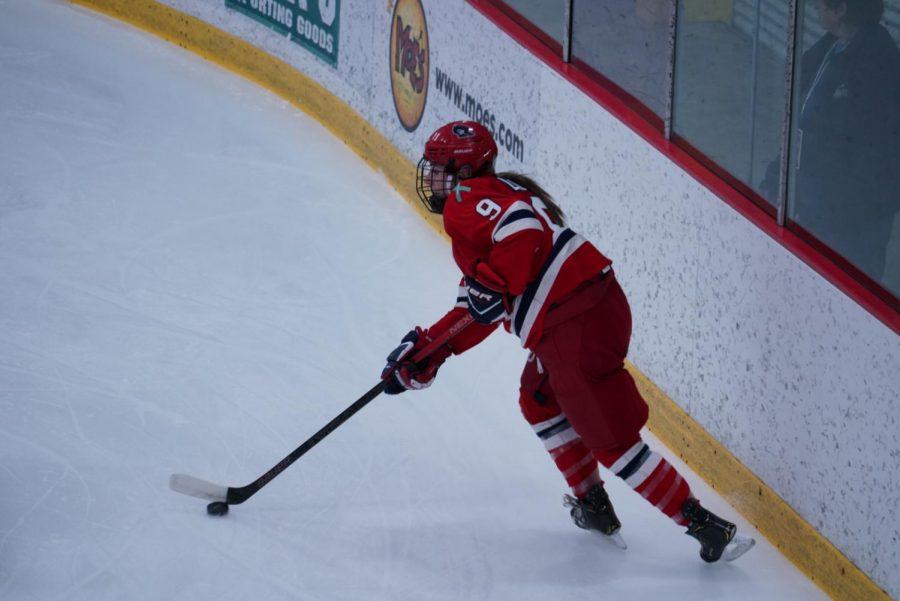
[464,276,508,324]
[381,327,446,395]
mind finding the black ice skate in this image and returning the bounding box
[563,484,627,549]
[682,498,755,562]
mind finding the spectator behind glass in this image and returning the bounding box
[764,0,900,285]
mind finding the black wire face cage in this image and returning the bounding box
[416,157,454,214]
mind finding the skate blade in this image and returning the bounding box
[723,533,755,562]
[591,528,628,550]
[607,530,628,550]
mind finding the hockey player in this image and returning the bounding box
[381,120,754,563]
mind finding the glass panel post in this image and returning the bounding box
[664,0,679,140]
[777,0,799,227]
[563,0,573,62]
[747,0,762,184]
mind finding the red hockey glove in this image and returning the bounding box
[381,327,449,395]
[464,276,508,324]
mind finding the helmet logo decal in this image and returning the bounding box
[452,124,474,138]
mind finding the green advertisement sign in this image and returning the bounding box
[225,0,340,66]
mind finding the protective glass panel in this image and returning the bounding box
[788,0,900,294]
[673,0,791,205]
[571,0,672,118]
[499,0,568,47]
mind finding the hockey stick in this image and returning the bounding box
[169,314,475,507]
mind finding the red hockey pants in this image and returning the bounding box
[520,272,648,452]
[518,273,692,524]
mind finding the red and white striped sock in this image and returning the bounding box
[595,439,692,526]
[530,414,602,498]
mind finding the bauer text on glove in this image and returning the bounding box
[464,276,508,324]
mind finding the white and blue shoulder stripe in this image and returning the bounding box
[491,200,544,243]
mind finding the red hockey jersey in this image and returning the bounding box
[428,176,612,352]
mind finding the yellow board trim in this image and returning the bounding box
[68,1,890,599]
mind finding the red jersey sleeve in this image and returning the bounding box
[428,306,498,355]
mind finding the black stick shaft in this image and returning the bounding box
[226,380,386,504]
[225,314,475,505]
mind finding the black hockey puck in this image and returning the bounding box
[206,501,229,516]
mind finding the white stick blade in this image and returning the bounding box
[169,473,228,502]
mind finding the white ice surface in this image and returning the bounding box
[0,1,826,599]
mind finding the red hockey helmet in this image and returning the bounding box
[416,121,498,214]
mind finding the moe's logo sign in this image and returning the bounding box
[389,0,429,132]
